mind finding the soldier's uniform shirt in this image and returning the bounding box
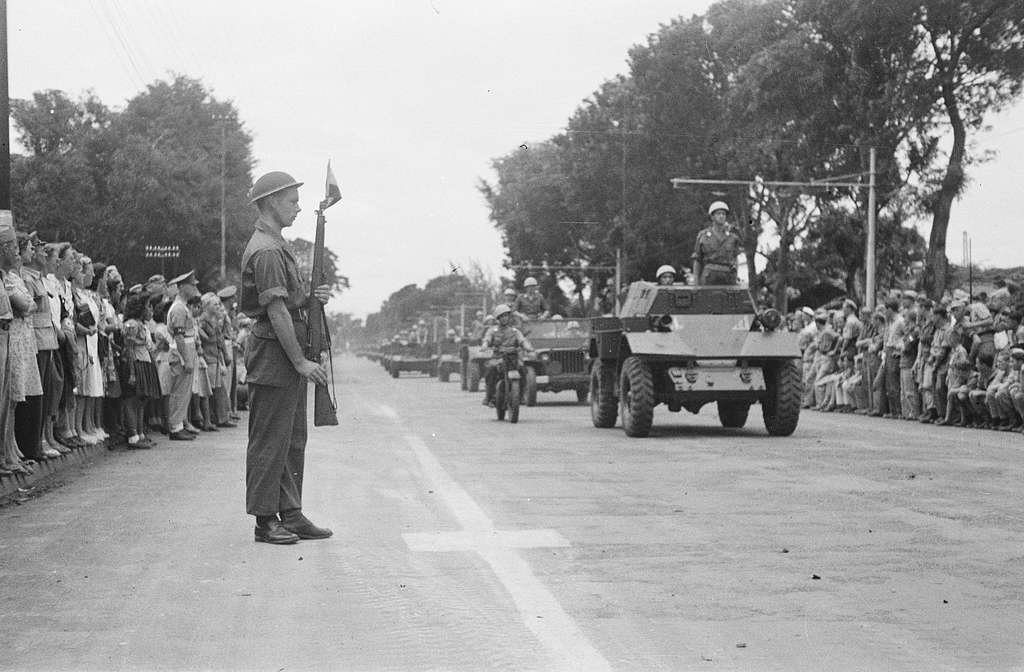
[692,226,741,283]
[240,214,313,518]
[166,298,199,370]
[484,324,532,352]
[240,216,309,387]
[514,293,549,320]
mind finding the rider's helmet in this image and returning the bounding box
[656,264,676,279]
[492,303,513,319]
[523,277,538,288]
[707,201,730,216]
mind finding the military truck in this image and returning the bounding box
[520,319,591,405]
[589,281,802,437]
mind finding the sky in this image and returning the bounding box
[8,1,1024,318]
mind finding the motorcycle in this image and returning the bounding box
[493,347,523,423]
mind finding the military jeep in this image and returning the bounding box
[520,319,591,405]
[589,281,802,437]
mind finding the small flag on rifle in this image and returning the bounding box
[323,161,342,209]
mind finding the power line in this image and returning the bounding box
[87,0,145,90]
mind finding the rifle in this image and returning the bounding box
[306,167,341,426]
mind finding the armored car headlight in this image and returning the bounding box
[759,308,782,331]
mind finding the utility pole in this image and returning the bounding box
[0,0,10,211]
[865,147,877,310]
[212,114,228,280]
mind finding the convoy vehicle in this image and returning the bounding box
[435,339,462,382]
[520,319,591,405]
[589,281,802,437]
[388,342,435,378]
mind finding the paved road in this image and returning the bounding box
[2,354,1023,671]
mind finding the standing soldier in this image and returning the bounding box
[514,277,550,320]
[166,270,200,441]
[692,201,742,285]
[241,171,332,546]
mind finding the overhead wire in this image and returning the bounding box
[86,0,146,90]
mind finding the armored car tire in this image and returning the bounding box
[590,359,618,428]
[469,366,481,392]
[524,367,538,407]
[717,400,750,428]
[576,387,588,403]
[460,359,468,390]
[619,356,654,437]
[761,359,802,436]
[390,366,399,379]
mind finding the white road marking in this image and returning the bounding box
[401,434,610,672]
[375,403,399,419]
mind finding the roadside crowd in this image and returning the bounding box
[791,276,1024,433]
[0,220,251,478]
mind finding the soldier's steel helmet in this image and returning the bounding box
[249,171,304,203]
[656,264,676,278]
[523,277,538,288]
[708,201,730,215]
[493,304,513,318]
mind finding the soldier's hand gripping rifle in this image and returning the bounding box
[306,164,342,426]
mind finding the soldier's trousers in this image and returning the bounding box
[246,378,307,516]
[167,367,192,432]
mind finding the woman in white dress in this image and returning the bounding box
[73,257,104,444]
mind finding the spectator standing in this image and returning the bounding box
[165,270,200,441]
[1,216,34,475]
[7,232,48,460]
[15,232,62,459]
[74,258,106,444]
[797,308,819,408]
[879,299,905,418]
[121,294,160,448]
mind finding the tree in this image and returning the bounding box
[289,237,348,294]
[913,0,1024,298]
[10,90,113,243]
[102,76,256,284]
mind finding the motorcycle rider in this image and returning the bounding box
[482,303,534,406]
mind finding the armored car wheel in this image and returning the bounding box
[524,367,538,407]
[590,359,617,428]
[469,366,481,392]
[439,364,451,383]
[762,359,802,436]
[390,366,399,379]
[619,356,654,437]
[576,387,588,403]
[717,400,750,428]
